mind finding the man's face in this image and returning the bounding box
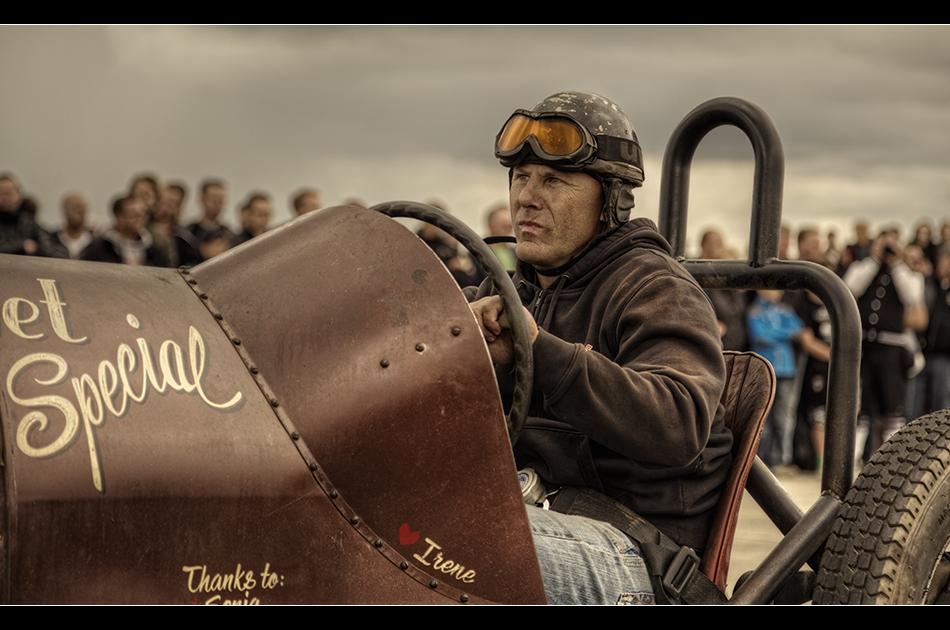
[701,231,722,258]
[0,178,21,212]
[202,185,226,221]
[131,180,158,209]
[162,186,184,211]
[798,232,821,262]
[509,163,604,270]
[488,207,513,237]
[63,195,87,230]
[115,198,146,239]
[154,187,182,224]
[244,198,272,236]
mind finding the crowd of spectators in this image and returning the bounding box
[0,171,513,287]
[0,171,323,268]
[699,218,950,473]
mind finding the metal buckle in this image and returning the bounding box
[661,546,700,600]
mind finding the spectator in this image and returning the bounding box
[843,220,872,270]
[797,291,833,471]
[188,179,233,244]
[0,172,41,256]
[40,192,94,259]
[699,229,723,259]
[129,173,160,213]
[747,289,804,470]
[485,203,516,271]
[778,225,790,260]
[910,246,950,418]
[130,173,174,266]
[198,228,231,261]
[824,231,842,272]
[292,188,321,217]
[706,239,751,352]
[81,195,171,267]
[233,192,273,246]
[910,220,938,270]
[151,183,201,267]
[844,229,927,462]
[796,227,823,264]
[417,200,480,288]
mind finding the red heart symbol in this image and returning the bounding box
[399,523,420,546]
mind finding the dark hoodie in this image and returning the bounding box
[468,218,732,551]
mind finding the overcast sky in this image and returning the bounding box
[2,25,948,257]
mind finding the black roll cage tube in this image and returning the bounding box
[657,97,862,605]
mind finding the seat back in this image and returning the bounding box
[699,351,775,593]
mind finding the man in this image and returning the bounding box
[844,229,926,461]
[466,91,731,604]
[151,183,201,267]
[778,226,825,470]
[697,229,749,352]
[796,227,822,264]
[232,192,273,246]
[843,220,872,270]
[81,195,171,267]
[778,225,791,260]
[0,173,40,256]
[129,173,175,267]
[40,192,94,259]
[912,245,950,417]
[485,203,517,271]
[188,179,233,244]
[698,229,722,259]
[292,188,321,217]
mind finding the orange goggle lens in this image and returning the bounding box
[496,114,587,157]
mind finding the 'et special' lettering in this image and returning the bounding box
[3,279,87,343]
[5,279,243,494]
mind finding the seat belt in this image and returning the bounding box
[549,486,727,605]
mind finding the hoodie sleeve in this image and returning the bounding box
[530,267,726,468]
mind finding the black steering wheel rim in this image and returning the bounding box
[372,201,533,447]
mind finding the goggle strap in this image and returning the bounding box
[594,135,642,168]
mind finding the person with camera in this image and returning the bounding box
[844,228,927,461]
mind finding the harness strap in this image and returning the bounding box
[549,487,727,605]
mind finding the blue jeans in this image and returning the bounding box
[758,376,797,467]
[527,506,655,605]
[911,354,950,418]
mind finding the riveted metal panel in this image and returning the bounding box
[0,206,544,604]
[192,206,546,604]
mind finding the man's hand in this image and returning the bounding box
[469,295,538,364]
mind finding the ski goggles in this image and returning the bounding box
[495,110,597,169]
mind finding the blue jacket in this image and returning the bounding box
[747,297,803,378]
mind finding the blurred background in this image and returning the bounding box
[2,24,948,257]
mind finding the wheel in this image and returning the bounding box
[813,409,950,604]
[371,201,533,446]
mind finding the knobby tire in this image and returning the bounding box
[814,409,950,604]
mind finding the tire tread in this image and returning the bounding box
[814,410,950,604]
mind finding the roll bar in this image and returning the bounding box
[657,97,862,604]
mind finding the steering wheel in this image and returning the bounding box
[372,201,533,447]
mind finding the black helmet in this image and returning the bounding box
[495,90,643,229]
